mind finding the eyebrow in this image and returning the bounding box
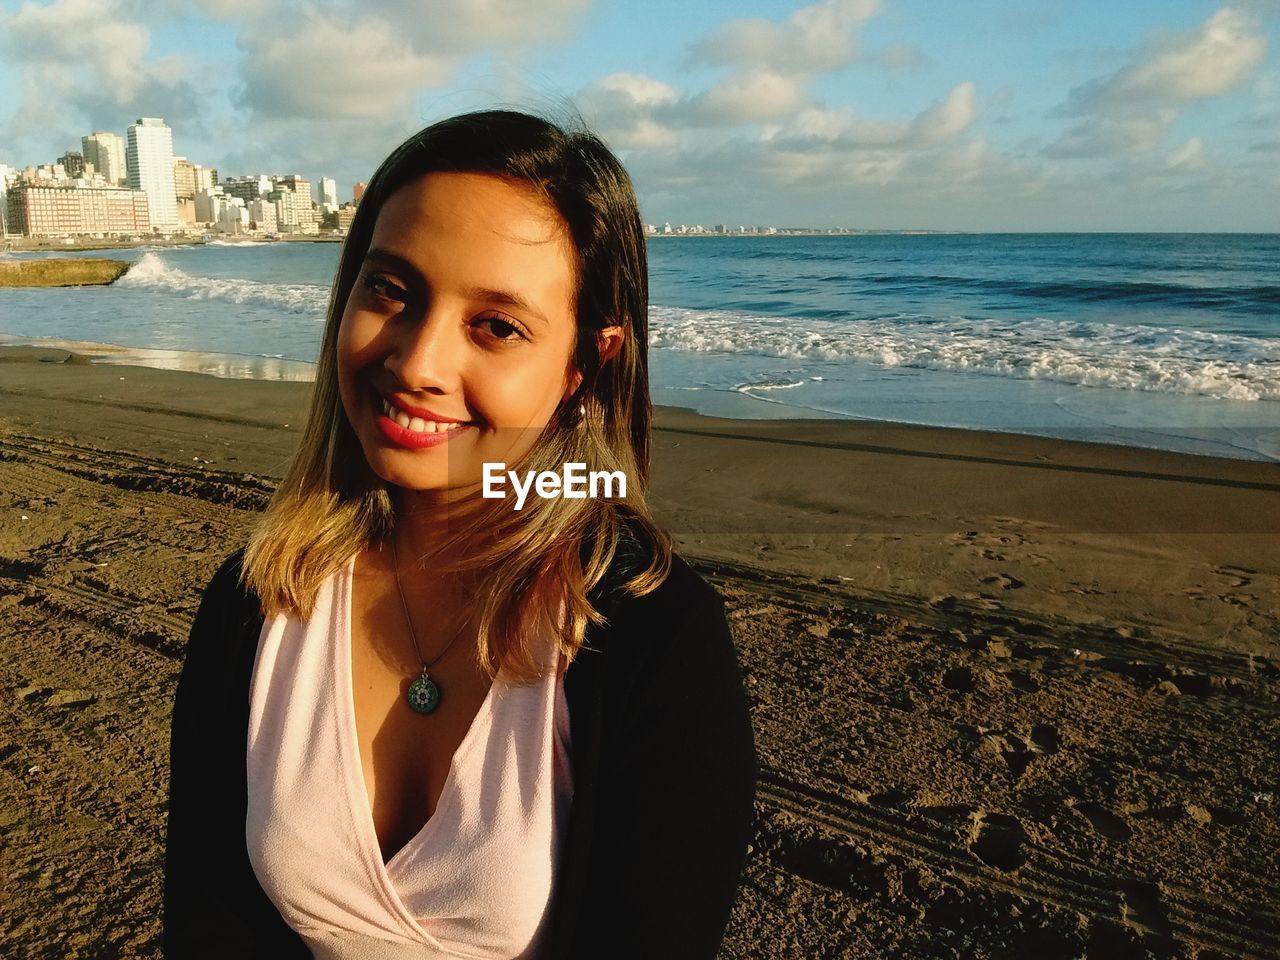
[364,247,552,329]
[462,286,552,329]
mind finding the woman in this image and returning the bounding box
[163,110,757,959]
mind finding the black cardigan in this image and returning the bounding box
[163,537,757,959]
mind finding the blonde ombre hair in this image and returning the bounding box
[242,110,672,683]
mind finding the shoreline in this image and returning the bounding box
[2,333,1276,466]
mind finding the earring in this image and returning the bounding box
[563,398,586,426]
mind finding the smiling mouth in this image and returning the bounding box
[379,396,472,435]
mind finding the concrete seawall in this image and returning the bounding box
[0,258,132,287]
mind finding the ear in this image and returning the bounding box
[563,326,625,402]
[596,325,624,366]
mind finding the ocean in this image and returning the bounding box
[1,233,1277,462]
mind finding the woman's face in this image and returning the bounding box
[336,171,589,496]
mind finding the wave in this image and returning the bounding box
[849,273,1280,312]
[648,306,1280,402]
[116,252,329,314]
[734,378,806,393]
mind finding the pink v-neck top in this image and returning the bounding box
[245,555,574,959]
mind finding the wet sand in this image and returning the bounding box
[1,345,1277,957]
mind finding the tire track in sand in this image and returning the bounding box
[0,433,275,511]
[756,766,1280,958]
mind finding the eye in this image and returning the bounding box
[474,313,528,342]
[361,272,408,304]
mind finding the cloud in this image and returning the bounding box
[228,0,591,123]
[1048,8,1267,159]
[767,82,976,149]
[688,0,880,74]
[0,0,198,157]
[232,15,454,120]
[578,74,681,149]
[198,0,273,18]
[1166,137,1208,170]
[913,82,977,144]
[586,0,916,138]
[1073,8,1266,109]
[1046,109,1178,158]
[687,70,810,125]
[2,0,151,101]
[379,0,591,52]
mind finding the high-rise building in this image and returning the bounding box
[0,164,12,236]
[353,181,367,202]
[173,157,197,200]
[273,175,317,231]
[194,186,225,224]
[58,152,86,178]
[248,197,277,233]
[126,117,178,230]
[82,132,127,186]
[193,165,215,194]
[319,177,338,207]
[222,175,271,204]
[276,174,311,200]
[6,183,150,237]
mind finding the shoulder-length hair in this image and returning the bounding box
[242,109,672,683]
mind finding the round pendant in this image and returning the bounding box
[406,673,440,714]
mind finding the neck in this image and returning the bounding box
[388,488,487,577]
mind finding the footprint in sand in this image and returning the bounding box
[1064,585,1103,596]
[1213,564,1256,588]
[46,689,98,710]
[930,593,1003,612]
[1218,593,1258,608]
[1029,723,1060,755]
[966,810,1028,871]
[980,573,1024,590]
[1119,879,1173,940]
[1069,801,1132,842]
[989,733,1036,778]
[1007,670,1041,692]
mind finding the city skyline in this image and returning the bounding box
[0,1,1277,232]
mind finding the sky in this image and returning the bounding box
[0,0,1277,231]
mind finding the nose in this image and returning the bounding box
[382,305,466,395]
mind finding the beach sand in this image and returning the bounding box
[1,345,1277,957]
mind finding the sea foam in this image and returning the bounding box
[649,306,1280,403]
[118,252,329,315]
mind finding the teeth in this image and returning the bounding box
[381,397,465,434]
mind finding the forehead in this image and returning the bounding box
[369,171,577,288]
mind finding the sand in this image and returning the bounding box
[1,345,1277,958]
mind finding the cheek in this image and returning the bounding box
[472,352,572,428]
[335,310,379,418]
[336,309,380,379]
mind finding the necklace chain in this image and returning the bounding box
[390,534,467,714]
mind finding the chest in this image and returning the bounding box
[347,569,494,864]
[243,554,578,953]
